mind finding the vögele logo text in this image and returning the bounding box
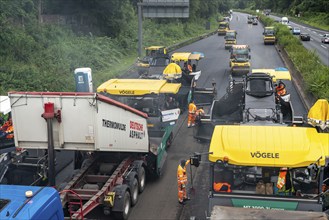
[250,151,279,159]
[119,90,134,95]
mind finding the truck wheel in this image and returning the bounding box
[131,177,139,206]
[113,190,131,220]
[138,166,146,193]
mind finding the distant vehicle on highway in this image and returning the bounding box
[300,33,311,41]
[264,9,271,16]
[292,27,301,35]
[252,19,258,25]
[321,34,329,44]
[281,17,289,25]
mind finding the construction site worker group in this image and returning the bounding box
[187,101,205,128]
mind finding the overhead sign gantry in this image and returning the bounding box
[137,0,190,56]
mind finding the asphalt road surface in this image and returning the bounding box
[268,14,329,66]
[126,12,307,220]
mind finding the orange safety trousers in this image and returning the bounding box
[177,165,188,203]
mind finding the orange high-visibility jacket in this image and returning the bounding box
[188,103,197,114]
[277,169,287,189]
[276,85,287,96]
[188,64,192,72]
[213,182,232,192]
[177,160,190,184]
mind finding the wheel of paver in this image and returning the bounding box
[131,177,139,206]
[113,191,131,220]
[138,166,146,193]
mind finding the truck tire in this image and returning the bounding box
[138,166,146,193]
[130,177,139,206]
[113,191,131,220]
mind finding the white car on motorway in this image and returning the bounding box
[292,27,301,35]
[321,34,329,44]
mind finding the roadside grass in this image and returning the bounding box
[0,16,218,94]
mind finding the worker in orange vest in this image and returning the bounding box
[195,107,205,125]
[188,101,197,128]
[0,118,13,139]
[177,159,190,204]
[277,167,294,195]
[277,168,287,189]
[196,107,205,117]
[276,81,287,96]
[187,63,192,73]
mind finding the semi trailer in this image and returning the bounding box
[8,91,176,219]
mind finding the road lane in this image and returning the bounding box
[269,14,329,66]
[128,12,307,220]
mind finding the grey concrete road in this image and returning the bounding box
[268,14,329,66]
[127,12,307,220]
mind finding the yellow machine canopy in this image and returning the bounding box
[97,79,181,96]
[145,46,166,51]
[209,125,327,168]
[162,63,182,80]
[171,52,191,62]
[171,52,202,62]
[252,68,291,82]
[308,99,329,130]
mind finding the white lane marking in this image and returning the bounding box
[302,26,306,29]
[312,31,317,34]
[311,38,314,41]
[307,28,311,31]
[321,45,327,49]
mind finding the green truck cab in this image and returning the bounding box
[263,27,276,45]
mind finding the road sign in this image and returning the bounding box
[142,0,189,18]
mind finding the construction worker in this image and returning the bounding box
[0,117,13,139]
[187,62,192,73]
[195,107,205,125]
[177,159,190,204]
[188,101,197,128]
[277,167,294,195]
[196,107,205,117]
[276,81,287,96]
[165,96,177,110]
